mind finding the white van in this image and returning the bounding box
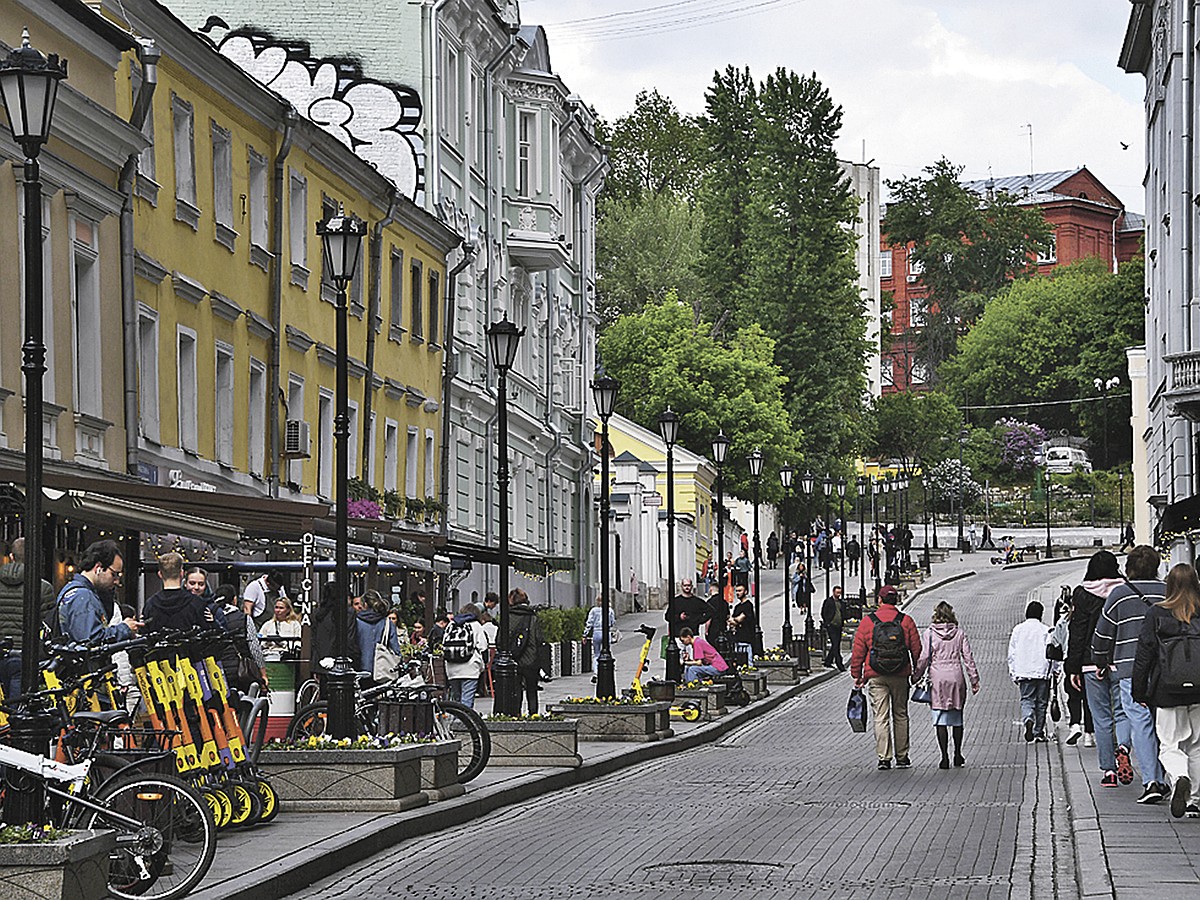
[1045,447,1092,475]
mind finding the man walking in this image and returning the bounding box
[1008,601,1053,742]
[850,585,921,769]
[1092,545,1169,803]
[822,585,845,671]
[845,535,860,577]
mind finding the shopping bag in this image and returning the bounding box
[847,687,868,733]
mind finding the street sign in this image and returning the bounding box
[644,493,662,507]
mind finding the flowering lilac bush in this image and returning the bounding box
[997,419,1046,473]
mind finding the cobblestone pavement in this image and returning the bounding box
[293,563,1096,900]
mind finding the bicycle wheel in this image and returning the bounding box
[286,702,329,741]
[435,700,490,783]
[84,773,217,900]
[295,678,321,709]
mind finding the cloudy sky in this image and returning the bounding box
[521,0,1146,208]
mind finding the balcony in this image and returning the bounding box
[507,205,570,272]
[1164,351,1200,420]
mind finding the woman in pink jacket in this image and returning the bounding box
[914,601,981,769]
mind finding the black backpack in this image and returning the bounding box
[868,610,909,674]
[441,620,474,663]
[1157,618,1200,699]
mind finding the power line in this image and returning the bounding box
[543,0,809,44]
[958,392,1130,412]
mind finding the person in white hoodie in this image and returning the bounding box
[1008,600,1053,742]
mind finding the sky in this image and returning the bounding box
[521,0,1146,208]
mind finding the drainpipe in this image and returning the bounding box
[438,242,478,540]
[119,41,159,476]
[362,187,400,476]
[268,109,298,497]
[1183,2,1196,497]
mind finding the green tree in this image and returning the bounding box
[598,89,705,204]
[884,158,1053,376]
[867,391,963,475]
[597,295,799,498]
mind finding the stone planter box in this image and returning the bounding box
[0,829,116,900]
[676,683,727,720]
[755,658,804,685]
[258,740,460,811]
[739,670,769,700]
[487,719,582,767]
[547,702,673,742]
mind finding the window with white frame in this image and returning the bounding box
[317,390,334,498]
[1038,235,1058,265]
[288,170,308,283]
[907,249,924,276]
[910,360,931,385]
[172,95,198,227]
[428,270,440,346]
[177,327,198,452]
[910,295,929,328]
[561,175,573,241]
[248,358,266,475]
[389,248,404,337]
[549,119,560,197]
[137,308,159,442]
[211,122,235,248]
[248,148,269,262]
[424,430,435,499]
[320,196,338,304]
[442,42,460,143]
[286,375,304,484]
[214,343,234,465]
[881,357,894,387]
[410,258,423,340]
[71,218,102,417]
[455,439,470,527]
[468,69,480,167]
[405,428,419,498]
[349,250,364,316]
[517,110,536,198]
[383,420,398,492]
[347,400,359,479]
[474,443,485,531]
[880,249,893,278]
[472,70,485,172]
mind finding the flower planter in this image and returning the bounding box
[547,702,673,742]
[739,670,769,700]
[0,830,116,900]
[420,741,467,801]
[646,679,676,703]
[258,741,459,811]
[487,719,582,767]
[675,683,727,720]
[755,658,804,685]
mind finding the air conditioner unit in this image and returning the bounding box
[906,274,919,283]
[283,419,311,459]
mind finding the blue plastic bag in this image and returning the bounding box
[847,687,868,733]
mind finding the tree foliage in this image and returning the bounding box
[597,296,799,498]
[597,89,706,204]
[866,391,963,474]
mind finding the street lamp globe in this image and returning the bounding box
[711,431,730,465]
[591,375,619,420]
[801,470,815,495]
[857,474,869,495]
[487,317,524,375]
[779,463,794,490]
[0,30,67,156]
[316,208,367,287]
[658,407,680,447]
[836,476,847,499]
[822,475,833,498]
[748,448,764,478]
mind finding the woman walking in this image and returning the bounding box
[914,601,981,769]
[1132,563,1200,818]
[1055,586,1094,746]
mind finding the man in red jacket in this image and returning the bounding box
[850,585,922,769]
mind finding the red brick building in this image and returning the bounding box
[880,167,1144,393]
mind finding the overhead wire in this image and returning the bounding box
[538,0,810,44]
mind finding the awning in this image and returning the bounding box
[311,535,444,574]
[41,489,244,546]
[1154,494,1198,544]
[443,537,576,575]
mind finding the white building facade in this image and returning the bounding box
[840,160,883,399]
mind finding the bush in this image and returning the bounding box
[561,606,589,641]
[537,607,565,643]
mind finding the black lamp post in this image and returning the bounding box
[1094,376,1119,470]
[836,477,847,602]
[921,475,931,575]
[956,429,968,552]
[856,475,868,614]
[1119,472,1125,540]
[872,476,883,597]
[779,464,794,652]
[821,476,833,609]
[711,431,730,606]
[659,407,681,682]
[748,449,764,656]
[931,479,939,550]
[1045,471,1053,558]
[1,28,67,825]
[898,473,911,569]
[592,375,619,699]
[317,206,368,739]
[799,468,816,670]
[488,317,524,714]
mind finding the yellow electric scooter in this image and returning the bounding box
[624,624,701,722]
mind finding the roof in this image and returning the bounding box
[613,451,642,464]
[638,461,660,474]
[963,169,1083,198]
[1120,211,1146,232]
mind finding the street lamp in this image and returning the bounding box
[836,477,847,603]
[592,374,619,700]
[956,429,968,552]
[316,206,368,739]
[817,475,832,651]
[711,431,730,607]
[748,449,764,656]
[1119,471,1126,543]
[659,407,681,682]
[872,477,883,597]
[1,27,67,826]
[1094,376,1120,470]
[488,316,525,713]
[779,464,795,652]
[921,475,931,575]
[856,475,868,615]
[1045,470,1053,558]
[798,469,816,671]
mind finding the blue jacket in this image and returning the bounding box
[355,610,401,676]
[56,574,132,644]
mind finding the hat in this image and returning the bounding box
[878,585,899,604]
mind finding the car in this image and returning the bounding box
[1045,446,1092,475]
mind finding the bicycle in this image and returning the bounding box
[0,702,217,900]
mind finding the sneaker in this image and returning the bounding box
[1115,745,1135,785]
[1033,734,1049,743]
[1171,776,1192,818]
[1024,718,1034,742]
[877,758,892,770]
[1083,733,1096,748]
[1066,724,1083,746]
[1137,783,1166,804]
[1186,804,1200,819]
[1100,771,1118,788]
[895,757,912,769]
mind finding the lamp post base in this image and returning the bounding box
[325,659,359,739]
[493,653,521,716]
[753,626,764,660]
[5,706,56,825]
[595,650,616,700]
[782,622,793,655]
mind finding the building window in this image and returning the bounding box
[405,428,419,498]
[350,249,364,316]
[211,122,235,249]
[1038,235,1058,265]
[367,412,377,485]
[320,196,338,304]
[286,375,304,485]
[881,357,895,388]
[137,307,159,442]
[410,258,424,341]
[880,249,893,279]
[442,42,460,143]
[907,249,923,277]
[71,218,102,417]
[910,360,930,385]
[171,94,198,228]
[383,420,398,492]
[177,327,198,452]
[389,248,404,338]
[910,296,928,328]
[424,430,435,499]
[248,358,266,475]
[214,343,235,465]
[288,170,308,285]
[517,110,536,198]
[318,390,334,498]
[428,270,440,346]
[248,148,269,265]
[473,70,485,172]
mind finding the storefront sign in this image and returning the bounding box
[167,469,218,492]
[300,531,315,626]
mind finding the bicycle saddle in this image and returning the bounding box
[72,709,132,726]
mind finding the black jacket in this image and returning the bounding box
[1132,605,1200,707]
[705,595,730,642]
[310,604,362,669]
[821,594,843,629]
[732,600,756,644]
[0,562,56,650]
[1065,586,1106,675]
[508,603,543,669]
[142,588,208,633]
[669,594,711,636]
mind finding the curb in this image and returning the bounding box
[1054,730,1116,899]
[192,668,842,900]
[904,569,977,606]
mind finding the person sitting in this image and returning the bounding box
[260,597,302,659]
[680,627,729,683]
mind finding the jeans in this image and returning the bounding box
[592,636,603,667]
[0,653,22,699]
[1083,670,1130,773]
[1018,678,1051,737]
[449,677,478,709]
[1118,677,1164,785]
[685,664,723,682]
[517,666,540,715]
[734,642,754,667]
